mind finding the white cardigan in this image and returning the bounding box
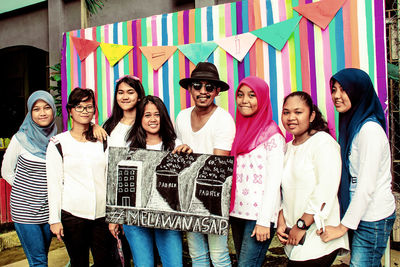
[342,121,395,229]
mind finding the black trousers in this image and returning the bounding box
[287,249,340,267]
[61,210,116,267]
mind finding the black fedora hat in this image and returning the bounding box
[179,62,229,92]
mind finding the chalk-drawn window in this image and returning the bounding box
[122,197,130,206]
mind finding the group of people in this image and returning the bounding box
[1,61,396,267]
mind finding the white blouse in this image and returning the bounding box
[46,131,107,224]
[281,131,349,261]
[230,133,285,226]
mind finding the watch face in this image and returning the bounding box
[297,219,305,229]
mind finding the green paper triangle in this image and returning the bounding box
[177,42,218,65]
[252,15,302,51]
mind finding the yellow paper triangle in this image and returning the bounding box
[100,43,133,66]
[139,46,177,70]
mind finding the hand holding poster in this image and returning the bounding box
[106,147,234,235]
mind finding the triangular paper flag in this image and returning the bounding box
[70,36,100,61]
[177,42,218,65]
[100,43,133,66]
[293,0,347,29]
[215,33,257,62]
[139,46,177,70]
[252,15,302,51]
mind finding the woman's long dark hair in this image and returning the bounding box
[67,87,97,142]
[127,95,176,151]
[103,76,146,135]
[283,91,330,135]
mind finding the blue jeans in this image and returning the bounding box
[14,222,52,267]
[123,224,182,267]
[350,212,395,267]
[187,232,231,267]
[230,217,275,267]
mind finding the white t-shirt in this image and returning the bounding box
[281,131,349,261]
[108,122,132,147]
[175,106,236,154]
[341,121,396,229]
[230,133,285,226]
[46,131,107,224]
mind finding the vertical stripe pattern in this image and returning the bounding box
[61,0,387,138]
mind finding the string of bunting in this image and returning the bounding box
[62,0,387,138]
[70,0,345,69]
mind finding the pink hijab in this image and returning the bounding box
[230,76,283,212]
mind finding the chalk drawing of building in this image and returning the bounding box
[116,160,142,207]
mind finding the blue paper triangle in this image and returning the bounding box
[252,15,302,51]
[177,42,218,65]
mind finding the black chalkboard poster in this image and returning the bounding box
[106,147,234,235]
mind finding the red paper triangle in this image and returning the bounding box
[293,0,347,30]
[70,36,100,61]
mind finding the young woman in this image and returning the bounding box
[1,90,57,266]
[46,88,115,267]
[319,68,395,266]
[276,91,348,266]
[229,76,285,266]
[102,75,145,146]
[103,75,145,266]
[109,95,183,267]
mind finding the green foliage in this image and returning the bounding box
[85,0,105,15]
[49,63,62,117]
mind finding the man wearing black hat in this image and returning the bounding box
[175,62,235,266]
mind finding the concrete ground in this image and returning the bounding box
[1,230,400,266]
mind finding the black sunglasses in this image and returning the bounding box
[191,82,216,93]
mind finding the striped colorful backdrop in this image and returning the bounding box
[61,0,387,139]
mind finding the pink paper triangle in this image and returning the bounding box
[70,36,100,61]
[293,0,347,29]
[215,33,257,62]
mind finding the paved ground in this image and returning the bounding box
[1,231,400,266]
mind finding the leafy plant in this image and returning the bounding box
[85,0,105,15]
[49,63,62,117]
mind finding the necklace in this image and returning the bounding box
[292,135,310,146]
[70,131,86,142]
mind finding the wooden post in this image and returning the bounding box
[81,0,88,29]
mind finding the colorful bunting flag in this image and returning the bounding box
[139,46,177,70]
[252,15,302,51]
[215,33,257,62]
[70,36,100,61]
[100,43,133,66]
[177,42,218,65]
[293,0,347,29]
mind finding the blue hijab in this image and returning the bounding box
[15,90,57,159]
[330,68,386,218]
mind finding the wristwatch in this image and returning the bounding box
[296,218,310,230]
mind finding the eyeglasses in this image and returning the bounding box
[74,105,94,113]
[191,82,216,93]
